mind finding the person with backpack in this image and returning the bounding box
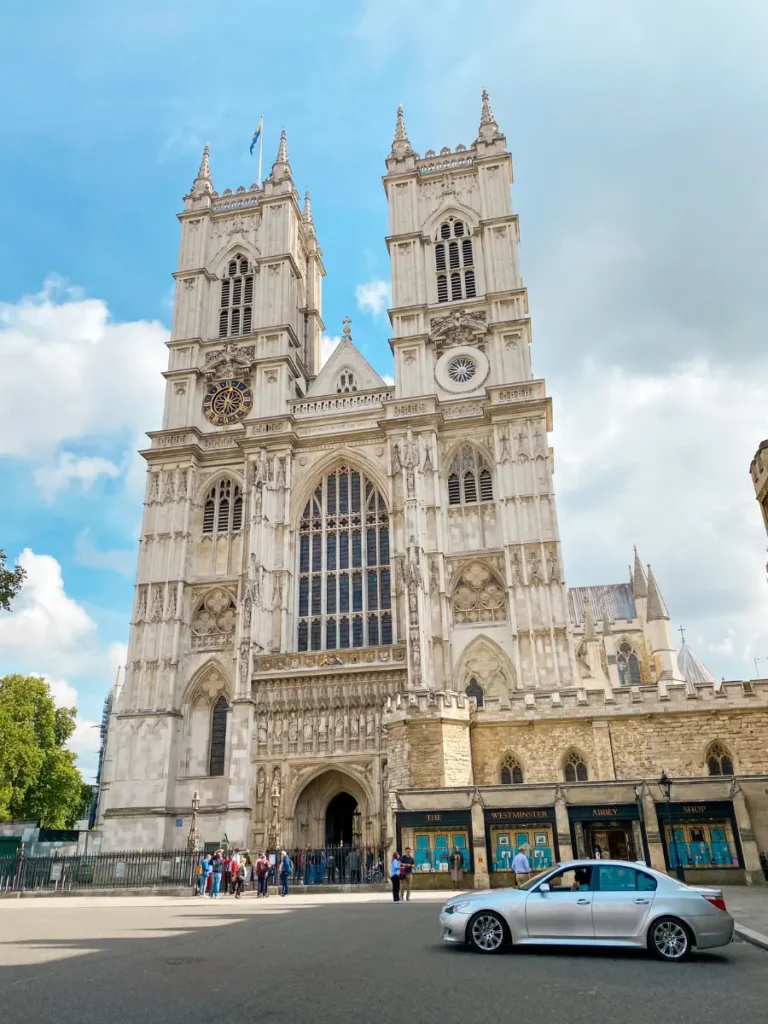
[279,849,292,896]
[234,858,247,898]
[197,854,211,896]
[254,852,270,897]
[209,850,223,898]
[390,851,401,903]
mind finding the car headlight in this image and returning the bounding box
[444,901,471,915]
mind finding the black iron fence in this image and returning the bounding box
[279,845,387,886]
[0,849,198,893]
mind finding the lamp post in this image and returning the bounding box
[187,789,201,854]
[352,807,362,847]
[659,772,685,881]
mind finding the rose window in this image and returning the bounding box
[447,355,477,384]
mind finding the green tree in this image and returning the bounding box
[0,674,92,827]
[0,549,26,612]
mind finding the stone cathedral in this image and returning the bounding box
[100,96,768,887]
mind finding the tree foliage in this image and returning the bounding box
[0,674,92,827]
[0,549,26,612]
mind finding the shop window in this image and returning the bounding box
[402,829,470,873]
[563,751,588,782]
[617,640,641,685]
[706,742,734,776]
[500,754,523,785]
[491,827,554,873]
[465,677,484,707]
[664,822,737,869]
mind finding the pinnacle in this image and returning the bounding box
[275,128,290,166]
[646,564,670,622]
[480,88,496,125]
[303,189,313,223]
[632,546,648,599]
[475,87,501,144]
[583,597,597,641]
[394,105,409,142]
[198,143,211,179]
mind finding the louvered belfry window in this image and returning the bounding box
[447,445,494,506]
[297,468,392,651]
[435,220,476,303]
[218,254,254,338]
[202,479,243,534]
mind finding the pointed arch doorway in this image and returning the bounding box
[325,792,358,846]
[293,768,370,848]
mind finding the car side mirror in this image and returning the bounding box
[538,882,551,893]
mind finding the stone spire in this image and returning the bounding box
[678,640,717,687]
[303,189,313,225]
[583,597,597,641]
[476,88,502,145]
[270,129,292,181]
[646,564,670,621]
[390,105,413,158]
[192,142,213,194]
[632,546,648,598]
[602,610,612,635]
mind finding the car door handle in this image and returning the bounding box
[577,899,591,905]
[634,899,650,904]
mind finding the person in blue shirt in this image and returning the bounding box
[197,854,211,896]
[390,852,401,903]
[209,851,223,898]
[279,850,292,896]
[511,848,531,887]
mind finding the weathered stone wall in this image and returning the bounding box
[471,720,596,785]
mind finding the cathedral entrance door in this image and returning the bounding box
[325,792,358,847]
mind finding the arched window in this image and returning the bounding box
[435,220,476,303]
[465,677,484,707]
[617,640,641,685]
[706,742,734,777]
[218,253,254,338]
[564,751,588,782]
[208,696,228,776]
[297,467,392,651]
[447,445,494,506]
[500,754,524,785]
[337,370,357,394]
[202,479,243,534]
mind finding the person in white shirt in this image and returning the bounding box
[512,848,531,886]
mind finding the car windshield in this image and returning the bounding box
[516,871,546,891]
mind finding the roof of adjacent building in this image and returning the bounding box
[677,640,717,686]
[568,584,636,626]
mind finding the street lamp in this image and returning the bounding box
[352,807,362,847]
[659,772,685,881]
[187,789,201,853]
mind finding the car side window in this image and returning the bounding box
[544,866,593,892]
[636,872,658,892]
[597,866,637,891]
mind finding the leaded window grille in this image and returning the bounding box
[616,640,641,685]
[337,370,357,393]
[564,751,588,782]
[209,696,228,775]
[500,754,524,785]
[706,742,734,776]
[447,445,494,506]
[218,253,254,338]
[435,220,476,303]
[202,479,243,534]
[297,468,392,651]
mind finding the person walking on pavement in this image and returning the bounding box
[348,846,361,884]
[255,852,269,897]
[197,854,211,896]
[399,847,415,901]
[234,858,246,898]
[390,851,401,903]
[209,850,223,898]
[279,849,292,896]
[512,847,531,887]
[449,847,464,890]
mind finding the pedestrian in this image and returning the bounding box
[229,851,240,895]
[449,846,464,890]
[390,851,401,903]
[399,846,415,901]
[221,851,232,895]
[209,850,223,898]
[255,852,269,897]
[511,846,531,887]
[234,858,246,898]
[279,849,292,896]
[348,846,361,885]
[197,854,211,896]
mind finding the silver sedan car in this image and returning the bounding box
[440,859,734,961]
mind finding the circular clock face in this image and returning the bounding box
[203,379,253,425]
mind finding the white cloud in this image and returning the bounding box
[554,357,768,680]
[382,374,394,385]
[356,279,390,317]
[320,334,341,367]
[33,452,122,502]
[74,529,136,577]
[41,673,79,708]
[0,277,167,459]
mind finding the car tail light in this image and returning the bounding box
[706,896,727,912]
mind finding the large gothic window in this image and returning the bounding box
[208,696,228,776]
[447,445,493,506]
[616,640,641,685]
[203,479,243,534]
[706,742,734,777]
[218,254,254,338]
[297,467,392,651]
[500,754,524,785]
[435,219,476,303]
[563,750,589,782]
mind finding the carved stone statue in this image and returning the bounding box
[392,442,402,474]
[256,766,266,802]
[303,715,313,743]
[366,710,375,738]
[257,719,267,744]
[318,712,328,740]
[288,712,298,743]
[335,713,345,742]
[350,714,359,739]
[274,716,284,743]
[516,429,530,461]
[271,767,281,805]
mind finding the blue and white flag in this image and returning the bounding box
[250,117,263,155]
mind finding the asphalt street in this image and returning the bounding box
[1,892,766,1024]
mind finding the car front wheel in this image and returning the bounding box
[467,911,508,954]
[648,917,692,962]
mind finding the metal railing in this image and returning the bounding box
[0,850,198,893]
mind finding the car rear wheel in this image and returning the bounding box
[467,911,508,954]
[648,917,692,962]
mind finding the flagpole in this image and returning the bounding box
[257,115,263,189]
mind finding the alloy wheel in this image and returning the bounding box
[470,913,506,953]
[652,919,690,961]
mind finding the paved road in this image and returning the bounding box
[1,893,766,1024]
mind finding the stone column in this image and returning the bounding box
[470,798,490,889]
[554,789,573,861]
[732,786,763,885]
[640,785,666,871]
[591,721,616,780]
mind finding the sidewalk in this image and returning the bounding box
[722,886,768,951]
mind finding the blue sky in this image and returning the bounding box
[2,1,768,778]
